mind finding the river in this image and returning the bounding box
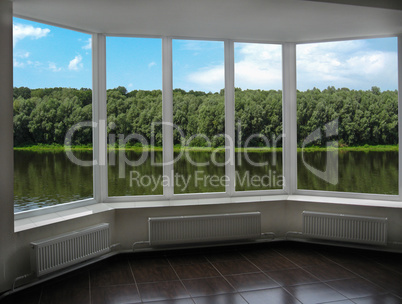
[14,149,398,212]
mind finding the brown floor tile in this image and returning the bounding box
[142,299,195,304]
[267,268,320,286]
[365,252,402,274]
[90,258,135,287]
[138,280,189,302]
[40,287,90,304]
[240,247,281,260]
[0,286,42,304]
[285,282,347,304]
[321,250,372,265]
[249,255,299,271]
[130,257,170,269]
[212,259,260,275]
[279,250,332,267]
[241,287,301,304]
[317,300,355,304]
[340,260,389,278]
[132,265,178,283]
[4,242,402,304]
[168,254,208,265]
[91,285,141,304]
[193,293,248,304]
[44,270,89,290]
[182,277,235,297]
[302,263,356,281]
[206,251,245,262]
[351,294,402,304]
[326,278,387,299]
[225,273,279,292]
[173,263,220,279]
[375,259,402,275]
[343,265,402,298]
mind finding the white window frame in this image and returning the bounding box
[13,15,402,220]
[291,36,402,202]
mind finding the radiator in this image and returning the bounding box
[302,211,388,246]
[31,223,110,277]
[148,212,261,246]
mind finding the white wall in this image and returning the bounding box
[113,201,402,250]
[1,200,402,292]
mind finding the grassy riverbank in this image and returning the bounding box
[13,144,398,152]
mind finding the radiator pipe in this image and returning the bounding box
[110,243,121,250]
[132,241,150,251]
[285,231,303,240]
[12,272,34,291]
[261,232,276,239]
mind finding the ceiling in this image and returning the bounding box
[12,0,402,43]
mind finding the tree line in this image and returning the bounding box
[13,86,398,148]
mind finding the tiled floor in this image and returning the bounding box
[2,241,402,304]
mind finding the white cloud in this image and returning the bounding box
[13,23,50,47]
[13,59,25,68]
[186,43,282,91]
[13,52,30,68]
[68,55,83,71]
[27,60,41,67]
[188,65,224,88]
[82,38,92,50]
[48,62,62,72]
[235,44,282,89]
[148,61,156,68]
[296,40,398,90]
[15,51,30,58]
[185,39,397,92]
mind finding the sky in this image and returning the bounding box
[13,17,398,92]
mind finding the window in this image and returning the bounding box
[234,43,283,191]
[14,28,400,215]
[13,18,93,212]
[296,37,398,195]
[106,37,163,196]
[172,39,226,194]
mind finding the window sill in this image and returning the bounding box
[14,203,113,232]
[14,194,402,232]
[287,195,402,208]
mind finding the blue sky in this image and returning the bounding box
[13,17,398,92]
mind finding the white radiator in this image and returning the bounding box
[148,212,261,246]
[31,223,110,277]
[302,211,388,246]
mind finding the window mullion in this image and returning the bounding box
[225,40,235,196]
[162,37,174,198]
[282,43,297,195]
[93,33,108,203]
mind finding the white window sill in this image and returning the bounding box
[287,195,402,208]
[14,194,402,232]
[14,203,113,232]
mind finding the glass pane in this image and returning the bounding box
[106,37,163,196]
[296,37,398,194]
[234,43,283,191]
[172,39,225,194]
[13,18,93,212]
